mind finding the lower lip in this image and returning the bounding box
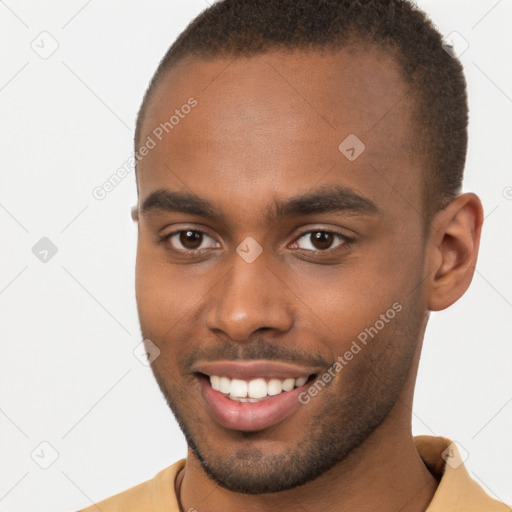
[198,375,312,432]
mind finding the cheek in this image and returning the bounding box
[135,241,212,338]
[285,246,420,355]
[135,243,178,329]
[289,256,397,319]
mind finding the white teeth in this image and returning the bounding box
[295,376,308,387]
[248,378,267,399]
[210,375,221,391]
[229,379,247,398]
[282,378,295,392]
[219,376,231,394]
[208,374,310,400]
[267,379,282,396]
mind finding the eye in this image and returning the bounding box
[162,229,220,253]
[293,230,350,252]
[159,228,351,258]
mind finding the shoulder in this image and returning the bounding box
[414,436,511,512]
[77,459,185,512]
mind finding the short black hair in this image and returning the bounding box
[135,0,468,218]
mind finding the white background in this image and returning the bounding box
[0,1,511,510]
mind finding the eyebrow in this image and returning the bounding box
[140,185,379,222]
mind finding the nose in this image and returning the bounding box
[205,252,294,342]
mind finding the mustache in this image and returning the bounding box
[180,338,331,372]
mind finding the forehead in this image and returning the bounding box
[137,47,422,224]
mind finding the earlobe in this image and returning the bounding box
[131,205,139,222]
[426,193,483,311]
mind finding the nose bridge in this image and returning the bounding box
[205,251,293,341]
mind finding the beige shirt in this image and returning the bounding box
[78,436,510,511]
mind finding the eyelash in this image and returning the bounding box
[158,228,353,257]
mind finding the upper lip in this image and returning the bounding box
[192,360,320,381]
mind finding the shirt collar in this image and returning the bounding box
[414,435,510,511]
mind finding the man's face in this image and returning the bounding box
[135,47,429,493]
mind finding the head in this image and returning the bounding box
[132,0,483,495]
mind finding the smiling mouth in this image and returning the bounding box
[198,373,318,402]
[193,362,321,431]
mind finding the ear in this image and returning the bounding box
[131,205,139,222]
[426,193,484,311]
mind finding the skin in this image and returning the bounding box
[132,46,483,512]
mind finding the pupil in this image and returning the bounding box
[312,231,333,250]
[180,230,202,249]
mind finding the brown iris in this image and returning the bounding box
[310,231,334,250]
[179,230,203,249]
